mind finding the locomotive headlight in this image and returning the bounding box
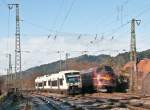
[104,76,111,80]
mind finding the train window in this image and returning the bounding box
[64,72,80,84]
[96,67,103,73]
[52,80,57,86]
[39,83,42,87]
[44,81,46,86]
[48,80,51,86]
[66,76,80,83]
[59,79,63,85]
[104,66,113,73]
[97,66,113,74]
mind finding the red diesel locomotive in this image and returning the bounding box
[80,65,116,93]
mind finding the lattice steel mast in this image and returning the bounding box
[130,18,141,93]
[8,4,21,92]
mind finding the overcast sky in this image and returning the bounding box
[0,0,150,74]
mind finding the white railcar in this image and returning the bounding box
[35,70,81,94]
[35,75,49,90]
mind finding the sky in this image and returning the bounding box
[0,0,150,74]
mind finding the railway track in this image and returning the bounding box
[27,94,76,110]
[29,92,150,110]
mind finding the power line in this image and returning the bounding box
[19,6,130,41]
[6,1,149,43]
[21,20,129,40]
[6,17,130,44]
[94,0,131,34]
[23,19,54,32]
[51,0,65,30]
[105,21,130,37]
[22,19,94,37]
[93,0,132,41]
[88,21,130,44]
[102,1,150,41]
[136,6,150,18]
[58,0,76,32]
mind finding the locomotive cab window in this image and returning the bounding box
[97,66,114,74]
[96,67,103,73]
[104,66,113,73]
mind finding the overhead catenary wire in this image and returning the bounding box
[100,0,132,37]
[88,21,130,44]
[22,19,54,32]
[51,0,65,30]
[85,0,132,42]
[113,3,150,39]
[53,0,76,40]
[18,1,132,41]
[37,49,128,55]
[21,19,129,41]
[95,0,131,34]
[102,1,150,41]
[21,21,130,44]
[105,21,130,37]
[22,19,96,37]
[58,0,76,32]
[9,0,150,43]
[1,1,150,75]
[49,0,65,40]
[135,6,150,18]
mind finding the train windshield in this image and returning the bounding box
[97,66,114,74]
[65,72,80,83]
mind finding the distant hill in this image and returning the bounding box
[23,49,150,76]
[1,49,150,90]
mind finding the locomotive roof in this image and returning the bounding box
[80,67,97,73]
[80,65,113,73]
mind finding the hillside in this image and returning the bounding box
[23,49,150,76]
[1,49,150,90]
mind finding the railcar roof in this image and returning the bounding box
[35,74,50,81]
[35,70,80,81]
[59,70,80,74]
